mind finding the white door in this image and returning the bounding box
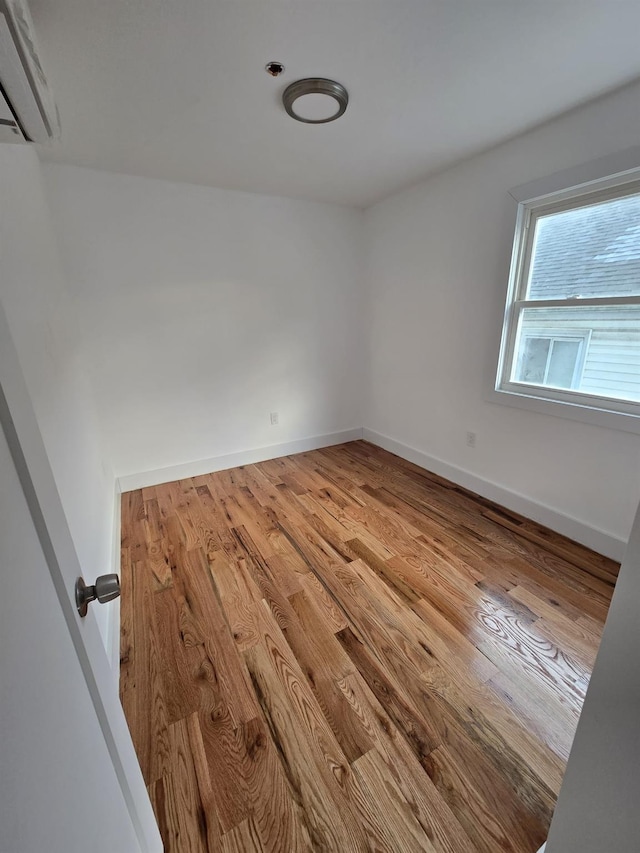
[0,313,161,852]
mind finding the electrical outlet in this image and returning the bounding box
[270,412,279,425]
[466,431,476,448]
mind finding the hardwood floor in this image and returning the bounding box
[120,440,618,852]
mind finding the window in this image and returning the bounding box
[497,178,640,419]
[515,330,589,389]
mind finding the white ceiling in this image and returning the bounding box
[31,0,640,207]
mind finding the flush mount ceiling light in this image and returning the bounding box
[282,78,348,124]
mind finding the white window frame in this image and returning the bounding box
[494,154,640,433]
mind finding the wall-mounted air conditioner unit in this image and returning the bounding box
[0,0,59,143]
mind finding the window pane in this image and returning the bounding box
[516,337,550,383]
[547,340,581,388]
[526,192,640,300]
[512,305,640,402]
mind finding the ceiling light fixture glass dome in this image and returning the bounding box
[282,78,348,124]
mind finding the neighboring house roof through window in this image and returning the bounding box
[529,194,640,299]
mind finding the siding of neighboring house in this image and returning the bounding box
[520,307,640,401]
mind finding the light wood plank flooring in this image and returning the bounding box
[120,440,618,852]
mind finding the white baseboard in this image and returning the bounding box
[117,428,364,493]
[362,428,626,562]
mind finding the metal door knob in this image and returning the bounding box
[75,574,120,617]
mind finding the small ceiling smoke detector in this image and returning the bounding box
[282,78,348,124]
[265,61,285,77]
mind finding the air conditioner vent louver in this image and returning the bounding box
[0,0,60,144]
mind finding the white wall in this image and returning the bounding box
[37,82,640,556]
[0,146,117,652]
[545,500,640,851]
[43,165,365,481]
[364,80,640,556]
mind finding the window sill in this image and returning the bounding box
[488,386,640,435]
